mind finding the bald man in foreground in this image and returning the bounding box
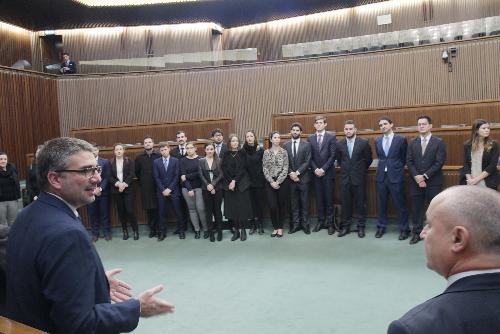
[388,186,500,334]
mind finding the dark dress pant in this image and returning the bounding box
[290,181,309,226]
[87,195,110,237]
[202,190,223,231]
[113,192,138,231]
[340,182,367,229]
[313,176,334,225]
[265,182,289,229]
[376,174,409,232]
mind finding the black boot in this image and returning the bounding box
[217,230,223,241]
[209,231,215,242]
[257,220,264,235]
[248,220,257,235]
[231,229,240,241]
[133,229,139,240]
[240,228,247,241]
[122,228,129,240]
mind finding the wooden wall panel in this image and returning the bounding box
[57,37,500,139]
[0,67,60,179]
[0,22,32,67]
[70,118,233,147]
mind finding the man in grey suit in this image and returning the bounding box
[406,116,446,244]
[388,186,500,334]
[284,122,312,234]
[336,120,373,238]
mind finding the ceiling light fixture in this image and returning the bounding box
[73,0,201,7]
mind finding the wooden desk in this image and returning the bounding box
[0,317,46,334]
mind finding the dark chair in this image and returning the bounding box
[399,42,414,47]
[471,32,486,38]
[382,44,398,50]
[489,30,500,36]
[419,39,431,45]
[350,47,368,53]
[367,46,381,51]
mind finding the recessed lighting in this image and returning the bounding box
[73,0,201,7]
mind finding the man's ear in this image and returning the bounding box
[451,226,470,253]
[47,171,63,191]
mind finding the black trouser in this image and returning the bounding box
[248,185,264,221]
[203,190,223,231]
[265,181,289,229]
[113,192,138,231]
[410,184,441,234]
[340,182,367,229]
[145,208,159,232]
[289,180,309,227]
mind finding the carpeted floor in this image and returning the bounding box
[95,222,444,334]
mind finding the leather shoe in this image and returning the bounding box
[303,225,311,234]
[149,231,157,238]
[288,225,301,234]
[313,223,323,232]
[337,228,350,237]
[133,231,139,240]
[195,231,201,239]
[375,228,385,238]
[357,227,365,238]
[231,230,240,241]
[409,233,422,244]
[240,229,247,241]
[328,225,335,235]
[203,231,210,239]
[217,230,223,241]
[399,231,409,241]
[157,233,166,241]
[179,232,186,239]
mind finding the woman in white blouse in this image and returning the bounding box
[262,131,289,238]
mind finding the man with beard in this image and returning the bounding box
[135,136,161,238]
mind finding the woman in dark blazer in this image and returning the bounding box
[243,130,266,235]
[26,145,44,203]
[199,142,224,242]
[109,144,139,240]
[221,134,253,241]
[464,119,500,190]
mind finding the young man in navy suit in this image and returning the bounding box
[388,186,500,334]
[153,142,187,240]
[87,145,111,241]
[6,137,174,333]
[374,116,409,239]
[406,116,446,244]
[308,115,337,235]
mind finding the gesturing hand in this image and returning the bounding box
[106,268,133,303]
[139,285,176,317]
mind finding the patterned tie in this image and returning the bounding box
[163,158,169,172]
[348,140,353,158]
[383,136,390,156]
[317,133,323,149]
[421,137,428,155]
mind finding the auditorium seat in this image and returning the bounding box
[471,32,486,38]
[350,47,368,53]
[489,30,500,36]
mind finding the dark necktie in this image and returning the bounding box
[293,140,297,158]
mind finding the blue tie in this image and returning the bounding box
[163,158,169,172]
[347,140,353,158]
[383,136,390,156]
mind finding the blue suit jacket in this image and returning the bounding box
[375,134,407,183]
[97,156,110,195]
[153,156,181,197]
[6,192,140,334]
[387,273,500,334]
[308,132,336,179]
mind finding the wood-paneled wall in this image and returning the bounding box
[57,36,500,138]
[0,22,32,67]
[0,67,60,179]
[70,117,233,147]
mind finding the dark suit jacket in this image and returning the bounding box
[214,142,228,159]
[6,192,140,333]
[97,156,110,196]
[375,134,407,183]
[60,60,77,74]
[109,157,135,194]
[284,139,312,184]
[153,156,181,197]
[199,157,223,191]
[336,137,373,186]
[308,132,336,179]
[134,150,161,208]
[171,146,187,159]
[26,163,40,201]
[463,140,500,189]
[387,272,500,334]
[407,136,446,188]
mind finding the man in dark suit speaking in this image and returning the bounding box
[388,186,500,334]
[6,137,174,334]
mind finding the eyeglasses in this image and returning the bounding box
[54,165,102,179]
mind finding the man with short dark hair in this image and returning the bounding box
[60,52,77,74]
[284,122,312,234]
[6,137,174,333]
[171,131,187,159]
[336,120,373,238]
[211,128,228,159]
[388,186,500,334]
[374,116,409,239]
[135,136,161,238]
[406,116,446,244]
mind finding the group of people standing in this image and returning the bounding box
[1,117,498,246]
